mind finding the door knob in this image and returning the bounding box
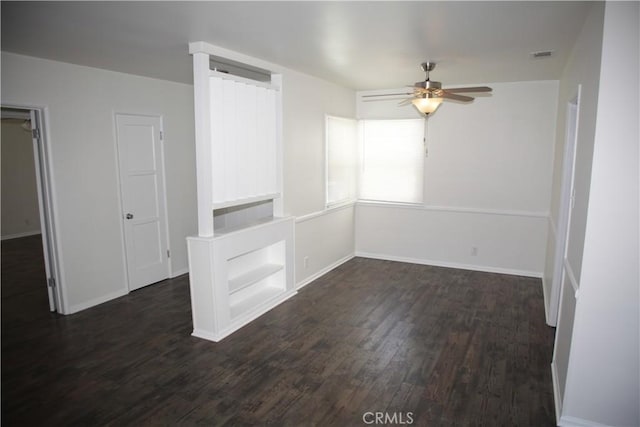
[126,213,134,219]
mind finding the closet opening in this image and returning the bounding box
[1,105,63,315]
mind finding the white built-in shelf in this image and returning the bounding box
[188,46,291,342]
[213,216,289,237]
[230,286,283,320]
[228,263,284,294]
[214,217,274,237]
[212,193,280,210]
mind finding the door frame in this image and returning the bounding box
[548,86,581,326]
[113,112,172,291]
[2,104,67,313]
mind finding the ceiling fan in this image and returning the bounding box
[363,62,492,116]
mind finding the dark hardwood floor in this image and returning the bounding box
[2,235,556,426]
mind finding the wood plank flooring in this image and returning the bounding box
[2,235,556,426]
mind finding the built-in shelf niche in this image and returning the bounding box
[228,241,286,319]
[213,199,274,235]
[187,216,295,342]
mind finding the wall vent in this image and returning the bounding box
[530,50,554,59]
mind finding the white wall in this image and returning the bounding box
[356,81,558,276]
[295,205,355,287]
[282,69,356,217]
[280,66,357,287]
[1,52,197,313]
[561,2,639,425]
[1,118,41,239]
[356,204,547,276]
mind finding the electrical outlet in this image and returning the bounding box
[471,246,478,256]
[303,256,309,269]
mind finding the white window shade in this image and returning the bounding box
[326,116,358,205]
[360,119,424,204]
[210,74,278,206]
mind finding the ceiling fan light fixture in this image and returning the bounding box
[412,96,442,116]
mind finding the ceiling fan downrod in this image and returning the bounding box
[421,61,437,81]
[418,61,442,91]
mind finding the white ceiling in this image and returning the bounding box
[1,1,592,89]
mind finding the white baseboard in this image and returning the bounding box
[1,230,41,241]
[355,251,543,278]
[296,253,355,290]
[171,267,189,278]
[192,328,220,342]
[558,416,612,427]
[194,289,298,342]
[66,288,129,314]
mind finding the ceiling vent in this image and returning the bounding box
[530,50,554,59]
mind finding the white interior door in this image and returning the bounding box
[115,114,169,291]
[29,110,58,311]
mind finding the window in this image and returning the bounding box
[360,119,425,204]
[326,116,358,205]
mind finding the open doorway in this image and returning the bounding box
[548,88,581,326]
[1,106,63,316]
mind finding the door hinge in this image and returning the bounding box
[159,130,164,140]
[167,249,170,258]
[32,127,41,140]
[48,277,56,288]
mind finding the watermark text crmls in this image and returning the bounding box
[362,411,414,425]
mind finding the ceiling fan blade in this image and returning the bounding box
[398,98,414,106]
[361,92,412,98]
[443,86,492,93]
[442,92,474,102]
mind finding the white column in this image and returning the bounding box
[192,52,214,236]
